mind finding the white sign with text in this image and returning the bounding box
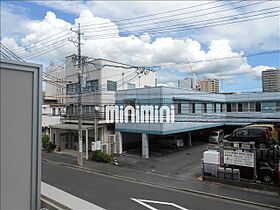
[224,150,254,167]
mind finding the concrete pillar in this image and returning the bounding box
[188,131,192,147]
[116,131,123,154]
[142,133,149,158]
[50,127,53,144]
[55,129,61,150]
[85,129,89,160]
[100,126,104,144]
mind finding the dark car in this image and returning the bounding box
[224,127,273,149]
[257,161,278,183]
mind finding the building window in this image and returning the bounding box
[238,103,242,112]
[213,103,217,113]
[66,83,78,94]
[127,83,136,89]
[220,103,224,112]
[203,103,207,113]
[256,102,261,112]
[84,80,99,92]
[58,108,61,115]
[276,101,280,112]
[191,103,196,114]
[107,80,117,91]
[226,103,231,112]
[175,102,182,114]
[243,102,248,112]
[249,102,255,112]
[52,108,56,116]
[231,103,237,112]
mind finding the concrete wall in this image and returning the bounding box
[0,59,41,209]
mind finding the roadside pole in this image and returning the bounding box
[69,23,83,166]
[95,107,99,144]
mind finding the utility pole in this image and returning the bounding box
[69,23,83,166]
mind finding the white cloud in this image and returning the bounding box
[251,65,276,78]
[32,1,280,51]
[0,3,32,40]
[1,8,277,87]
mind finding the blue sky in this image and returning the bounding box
[1,1,279,92]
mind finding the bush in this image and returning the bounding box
[42,134,56,152]
[91,151,112,163]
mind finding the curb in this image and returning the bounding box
[43,158,280,209]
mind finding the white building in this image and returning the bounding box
[42,104,63,135]
[49,55,156,157]
[44,62,66,104]
[178,77,193,90]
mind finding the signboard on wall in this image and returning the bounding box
[224,150,254,167]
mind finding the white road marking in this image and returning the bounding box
[131,198,189,210]
[41,182,105,210]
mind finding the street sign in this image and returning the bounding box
[224,150,254,167]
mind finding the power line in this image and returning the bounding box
[81,1,257,33]
[19,36,71,58]
[162,50,280,67]
[23,40,71,60]
[76,1,220,29]
[13,30,70,54]
[0,43,24,61]
[84,6,279,39]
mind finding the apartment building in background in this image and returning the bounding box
[44,62,66,104]
[262,69,280,92]
[178,77,194,90]
[201,77,219,93]
[49,55,156,156]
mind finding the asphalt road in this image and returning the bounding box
[42,160,265,210]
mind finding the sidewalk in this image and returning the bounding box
[42,151,280,208]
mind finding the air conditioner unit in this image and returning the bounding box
[203,150,220,165]
[109,134,116,143]
[101,144,109,154]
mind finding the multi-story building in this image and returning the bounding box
[49,55,156,156]
[44,62,66,104]
[178,77,193,90]
[115,86,280,158]
[42,104,63,135]
[201,77,219,93]
[262,69,280,92]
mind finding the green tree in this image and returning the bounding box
[42,134,56,152]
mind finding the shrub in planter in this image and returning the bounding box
[91,151,112,163]
[42,134,56,152]
[47,143,56,152]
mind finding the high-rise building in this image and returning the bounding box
[262,69,280,92]
[178,78,193,89]
[201,77,219,93]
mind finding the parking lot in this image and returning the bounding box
[116,139,215,180]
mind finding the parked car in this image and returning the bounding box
[209,130,224,144]
[246,124,279,144]
[152,138,184,149]
[224,127,273,149]
[257,161,278,183]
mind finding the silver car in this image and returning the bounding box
[209,130,224,144]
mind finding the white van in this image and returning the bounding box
[209,130,224,144]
